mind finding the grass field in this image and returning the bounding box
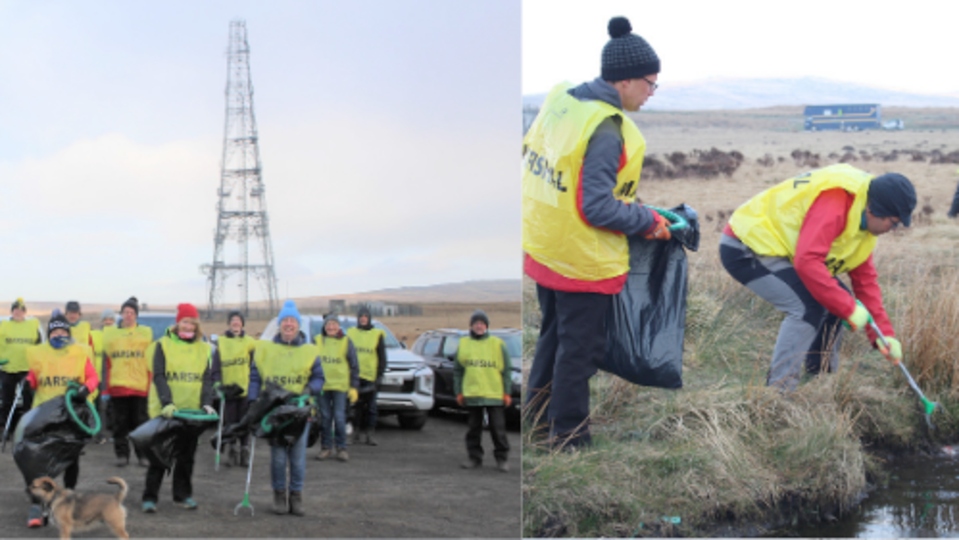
[522,111,959,537]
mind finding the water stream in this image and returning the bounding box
[789,453,959,537]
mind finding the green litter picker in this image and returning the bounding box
[869,320,938,430]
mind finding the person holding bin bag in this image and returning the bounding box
[141,303,217,513]
[22,313,99,528]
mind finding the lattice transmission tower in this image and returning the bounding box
[202,19,279,318]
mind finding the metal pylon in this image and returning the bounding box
[202,19,278,318]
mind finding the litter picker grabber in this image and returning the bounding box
[2,379,25,453]
[215,388,225,471]
[234,436,255,516]
[869,320,939,430]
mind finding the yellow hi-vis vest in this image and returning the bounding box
[27,343,92,407]
[316,335,351,393]
[69,321,92,349]
[148,335,211,418]
[456,336,506,401]
[218,334,257,397]
[0,318,40,373]
[103,325,153,392]
[522,82,646,282]
[346,327,383,383]
[729,163,877,276]
[253,341,317,394]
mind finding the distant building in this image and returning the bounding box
[329,299,346,314]
[803,104,881,131]
[347,301,423,317]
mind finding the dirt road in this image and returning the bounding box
[0,411,520,538]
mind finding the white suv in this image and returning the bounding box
[259,315,434,430]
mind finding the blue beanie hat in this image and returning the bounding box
[277,300,301,327]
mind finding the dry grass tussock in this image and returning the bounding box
[523,122,959,537]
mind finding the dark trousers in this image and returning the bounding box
[353,381,378,431]
[466,406,509,463]
[526,283,612,448]
[223,397,249,427]
[143,434,199,503]
[63,459,79,489]
[1,371,34,436]
[111,396,147,460]
[950,181,959,217]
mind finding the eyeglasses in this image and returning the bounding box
[641,76,659,91]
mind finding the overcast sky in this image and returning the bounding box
[523,0,959,97]
[0,1,520,307]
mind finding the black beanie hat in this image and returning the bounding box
[120,296,139,315]
[227,310,245,326]
[868,173,916,227]
[601,17,660,82]
[65,300,81,313]
[48,314,71,336]
[469,310,490,328]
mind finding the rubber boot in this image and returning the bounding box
[289,491,304,516]
[272,490,287,515]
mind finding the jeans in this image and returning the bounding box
[320,391,348,450]
[270,426,307,492]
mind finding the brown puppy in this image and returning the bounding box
[29,476,129,540]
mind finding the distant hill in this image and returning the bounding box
[4,279,522,317]
[524,77,959,110]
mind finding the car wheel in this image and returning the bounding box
[398,412,428,430]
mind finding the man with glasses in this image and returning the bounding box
[720,164,916,392]
[523,16,669,450]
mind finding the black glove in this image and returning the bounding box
[220,383,244,399]
[71,385,91,403]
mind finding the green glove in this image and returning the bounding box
[876,337,903,365]
[347,388,359,404]
[161,403,177,419]
[845,302,871,332]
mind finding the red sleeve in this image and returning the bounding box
[83,358,99,394]
[849,254,894,341]
[26,369,37,390]
[794,189,857,319]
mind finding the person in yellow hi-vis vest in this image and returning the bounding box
[102,297,152,467]
[454,310,512,472]
[314,313,359,463]
[524,17,668,450]
[721,164,917,391]
[141,303,216,514]
[345,306,386,446]
[0,298,43,436]
[89,309,115,444]
[211,310,257,466]
[247,300,324,517]
[23,313,98,528]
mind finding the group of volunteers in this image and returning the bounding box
[2,292,514,526]
[0,296,395,524]
[523,17,918,450]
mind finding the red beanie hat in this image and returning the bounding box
[176,303,200,323]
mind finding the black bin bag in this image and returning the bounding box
[601,203,700,389]
[130,414,216,470]
[215,382,316,449]
[14,396,96,485]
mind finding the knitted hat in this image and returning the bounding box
[868,173,916,227]
[601,17,660,82]
[11,297,25,312]
[101,309,116,321]
[65,301,81,313]
[277,300,302,327]
[469,309,490,328]
[120,296,139,315]
[48,314,71,336]
[324,312,341,326]
[176,303,200,323]
[227,310,245,326]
